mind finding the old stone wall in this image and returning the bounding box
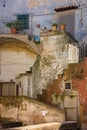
[32,32,78,97]
[0,97,65,125]
[62,57,87,126]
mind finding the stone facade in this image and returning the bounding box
[37,57,87,126]
[32,32,79,97]
[0,32,79,99]
[0,37,37,96]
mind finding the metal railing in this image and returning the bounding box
[78,40,87,62]
[34,57,68,95]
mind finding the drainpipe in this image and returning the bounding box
[30,13,34,37]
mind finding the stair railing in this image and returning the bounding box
[35,57,68,94]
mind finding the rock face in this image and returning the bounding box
[0,96,65,125]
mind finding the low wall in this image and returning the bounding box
[9,122,61,130]
[0,96,65,125]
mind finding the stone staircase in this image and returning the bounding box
[35,58,68,96]
[37,63,81,130]
[37,61,84,105]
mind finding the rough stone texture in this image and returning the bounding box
[32,32,78,97]
[0,97,65,125]
[37,73,79,121]
[63,57,87,127]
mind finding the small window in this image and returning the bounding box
[65,83,71,89]
[17,14,29,30]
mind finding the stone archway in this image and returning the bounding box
[0,34,40,54]
[0,35,37,82]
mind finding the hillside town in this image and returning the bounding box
[0,0,87,130]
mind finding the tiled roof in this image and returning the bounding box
[54,5,78,12]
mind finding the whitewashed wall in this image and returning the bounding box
[68,44,79,63]
[15,73,33,97]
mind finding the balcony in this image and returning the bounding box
[0,19,41,54]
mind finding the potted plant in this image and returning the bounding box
[13,20,23,32]
[60,23,66,31]
[6,20,23,33]
[52,23,58,32]
[6,21,16,33]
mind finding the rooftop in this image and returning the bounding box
[54,5,78,12]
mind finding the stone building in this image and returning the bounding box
[0,34,38,96]
[0,0,87,128]
[0,31,79,98]
[32,31,79,98]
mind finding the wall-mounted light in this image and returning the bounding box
[2,0,6,7]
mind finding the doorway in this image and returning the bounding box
[16,84,19,96]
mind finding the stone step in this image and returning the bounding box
[8,122,62,130]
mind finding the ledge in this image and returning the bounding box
[40,31,65,37]
[9,122,62,130]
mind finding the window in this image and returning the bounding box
[17,14,29,30]
[59,13,75,36]
[65,83,71,89]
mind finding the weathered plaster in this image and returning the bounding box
[32,32,78,97]
[0,97,65,125]
[0,41,36,82]
[0,0,86,41]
